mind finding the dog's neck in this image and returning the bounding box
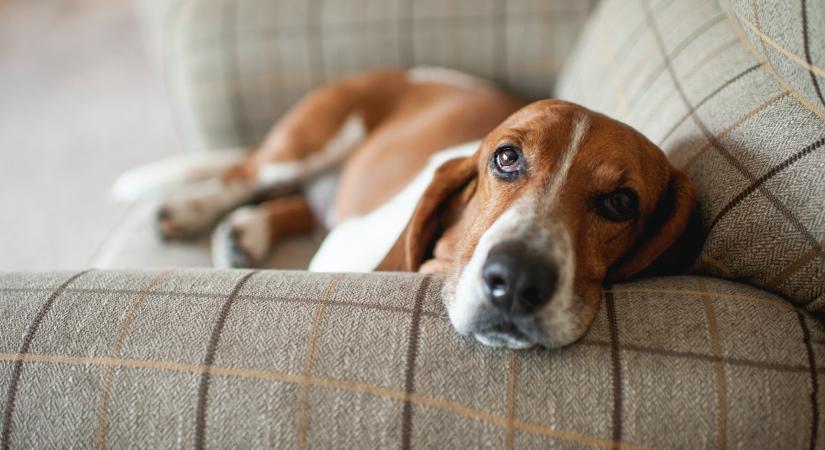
[308,141,479,272]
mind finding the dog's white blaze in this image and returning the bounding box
[256,113,366,190]
[529,116,590,345]
[308,141,480,272]
[546,115,590,202]
[407,66,494,90]
[451,115,591,348]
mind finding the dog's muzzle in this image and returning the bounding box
[466,240,561,349]
[447,202,580,349]
[481,240,558,316]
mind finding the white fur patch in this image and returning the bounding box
[450,203,529,335]
[111,149,246,202]
[546,115,590,201]
[474,331,535,349]
[211,206,272,268]
[157,180,255,239]
[407,66,493,90]
[450,198,579,347]
[256,113,366,190]
[308,141,480,272]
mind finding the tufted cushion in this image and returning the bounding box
[723,0,825,119]
[143,0,597,149]
[556,0,825,314]
[1,270,822,448]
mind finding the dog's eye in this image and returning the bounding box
[491,145,523,179]
[496,148,520,170]
[595,188,639,222]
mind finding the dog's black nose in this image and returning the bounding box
[481,241,558,315]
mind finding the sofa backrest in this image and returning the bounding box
[556,0,825,313]
[723,0,825,119]
[150,0,597,149]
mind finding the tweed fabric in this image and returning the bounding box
[556,0,825,312]
[144,0,597,150]
[0,269,822,448]
[723,0,825,119]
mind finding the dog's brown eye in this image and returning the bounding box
[496,148,519,169]
[491,145,523,179]
[595,188,638,222]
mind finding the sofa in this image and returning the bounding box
[2,0,824,448]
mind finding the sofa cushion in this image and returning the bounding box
[556,0,825,314]
[139,0,598,149]
[0,270,822,448]
[723,0,825,119]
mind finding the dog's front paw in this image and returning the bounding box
[156,197,214,240]
[211,207,272,268]
[156,182,235,240]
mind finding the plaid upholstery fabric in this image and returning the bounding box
[723,0,825,119]
[556,0,825,313]
[0,269,822,448]
[142,0,597,149]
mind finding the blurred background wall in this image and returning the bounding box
[0,0,178,270]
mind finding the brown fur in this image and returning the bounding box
[223,76,695,294]
[378,100,696,334]
[223,70,525,224]
[160,70,697,345]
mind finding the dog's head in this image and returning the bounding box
[379,100,697,349]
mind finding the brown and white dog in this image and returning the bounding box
[115,68,697,349]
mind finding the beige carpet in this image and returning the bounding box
[0,0,179,270]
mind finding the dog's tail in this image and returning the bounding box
[110,148,247,202]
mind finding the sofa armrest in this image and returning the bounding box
[0,270,821,448]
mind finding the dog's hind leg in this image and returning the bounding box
[156,71,399,240]
[211,194,315,268]
[227,72,382,189]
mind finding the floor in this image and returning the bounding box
[0,0,179,270]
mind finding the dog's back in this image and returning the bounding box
[232,68,525,224]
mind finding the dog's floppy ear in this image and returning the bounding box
[607,167,698,281]
[377,155,477,271]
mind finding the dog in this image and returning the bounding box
[115,67,697,349]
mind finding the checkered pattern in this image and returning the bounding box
[724,0,825,119]
[133,0,825,313]
[137,0,597,149]
[556,0,825,314]
[0,269,822,448]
